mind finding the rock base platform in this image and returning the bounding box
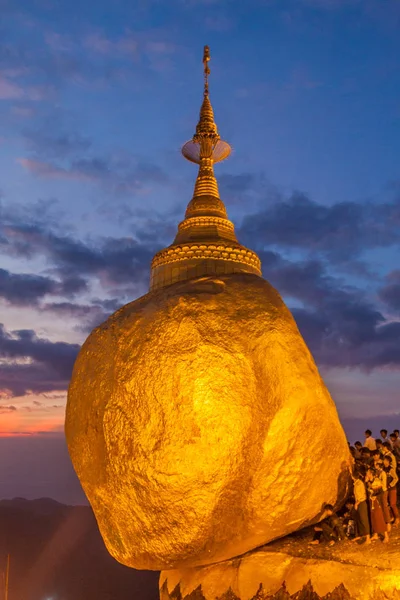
[160,525,400,599]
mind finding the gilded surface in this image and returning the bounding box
[159,540,400,599]
[66,273,350,571]
[150,243,261,291]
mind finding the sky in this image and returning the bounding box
[0,0,400,504]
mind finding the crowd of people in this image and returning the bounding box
[311,429,400,546]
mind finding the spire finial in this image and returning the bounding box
[181,45,231,165]
[203,45,210,96]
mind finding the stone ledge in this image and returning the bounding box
[159,527,400,600]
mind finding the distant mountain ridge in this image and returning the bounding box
[0,497,159,600]
[0,496,68,515]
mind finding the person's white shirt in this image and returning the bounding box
[381,435,392,447]
[364,436,376,451]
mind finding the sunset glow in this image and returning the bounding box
[0,391,66,436]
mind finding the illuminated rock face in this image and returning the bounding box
[66,273,350,571]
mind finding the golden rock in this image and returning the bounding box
[66,272,350,571]
[65,47,351,572]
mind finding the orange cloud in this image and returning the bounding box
[16,157,95,181]
[0,392,66,437]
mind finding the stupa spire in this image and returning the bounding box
[150,46,261,291]
[181,46,231,211]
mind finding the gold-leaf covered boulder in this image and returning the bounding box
[65,46,351,573]
[66,273,350,571]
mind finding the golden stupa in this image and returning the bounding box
[66,47,350,572]
[150,46,260,290]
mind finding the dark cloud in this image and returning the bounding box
[23,129,91,159]
[0,404,17,413]
[219,173,259,195]
[1,198,68,235]
[59,275,88,295]
[91,298,122,312]
[0,268,87,306]
[0,324,80,396]
[17,155,169,195]
[296,307,400,370]
[41,391,67,401]
[42,301,101,318]
[261,252,400,370]
[132,217,177,244]
[218,173,275,210]
[42,298,122,332]
[239,191,400,262]
[261,252,339,304]
[0,203,171,335]
[379,270,400,313]
[0,269,58,305]
[41,301,112,332]
[1,221,155,294]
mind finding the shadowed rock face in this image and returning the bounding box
[66,273,350,571]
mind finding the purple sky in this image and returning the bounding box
[0,0,400,503]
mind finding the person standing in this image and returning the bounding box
[352,468,371,544]
[382,442,397,468]
[365,468,389,543]
[376,463,392,529]
[376,439,384,456]
[391,431,400,452]
[383,455,399,526]
[354,441,363,459]
[390,432,400,449]
[364,430,377,451]
[361,448,373,467]
[380,429,392,447]
[372,449,382,468]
